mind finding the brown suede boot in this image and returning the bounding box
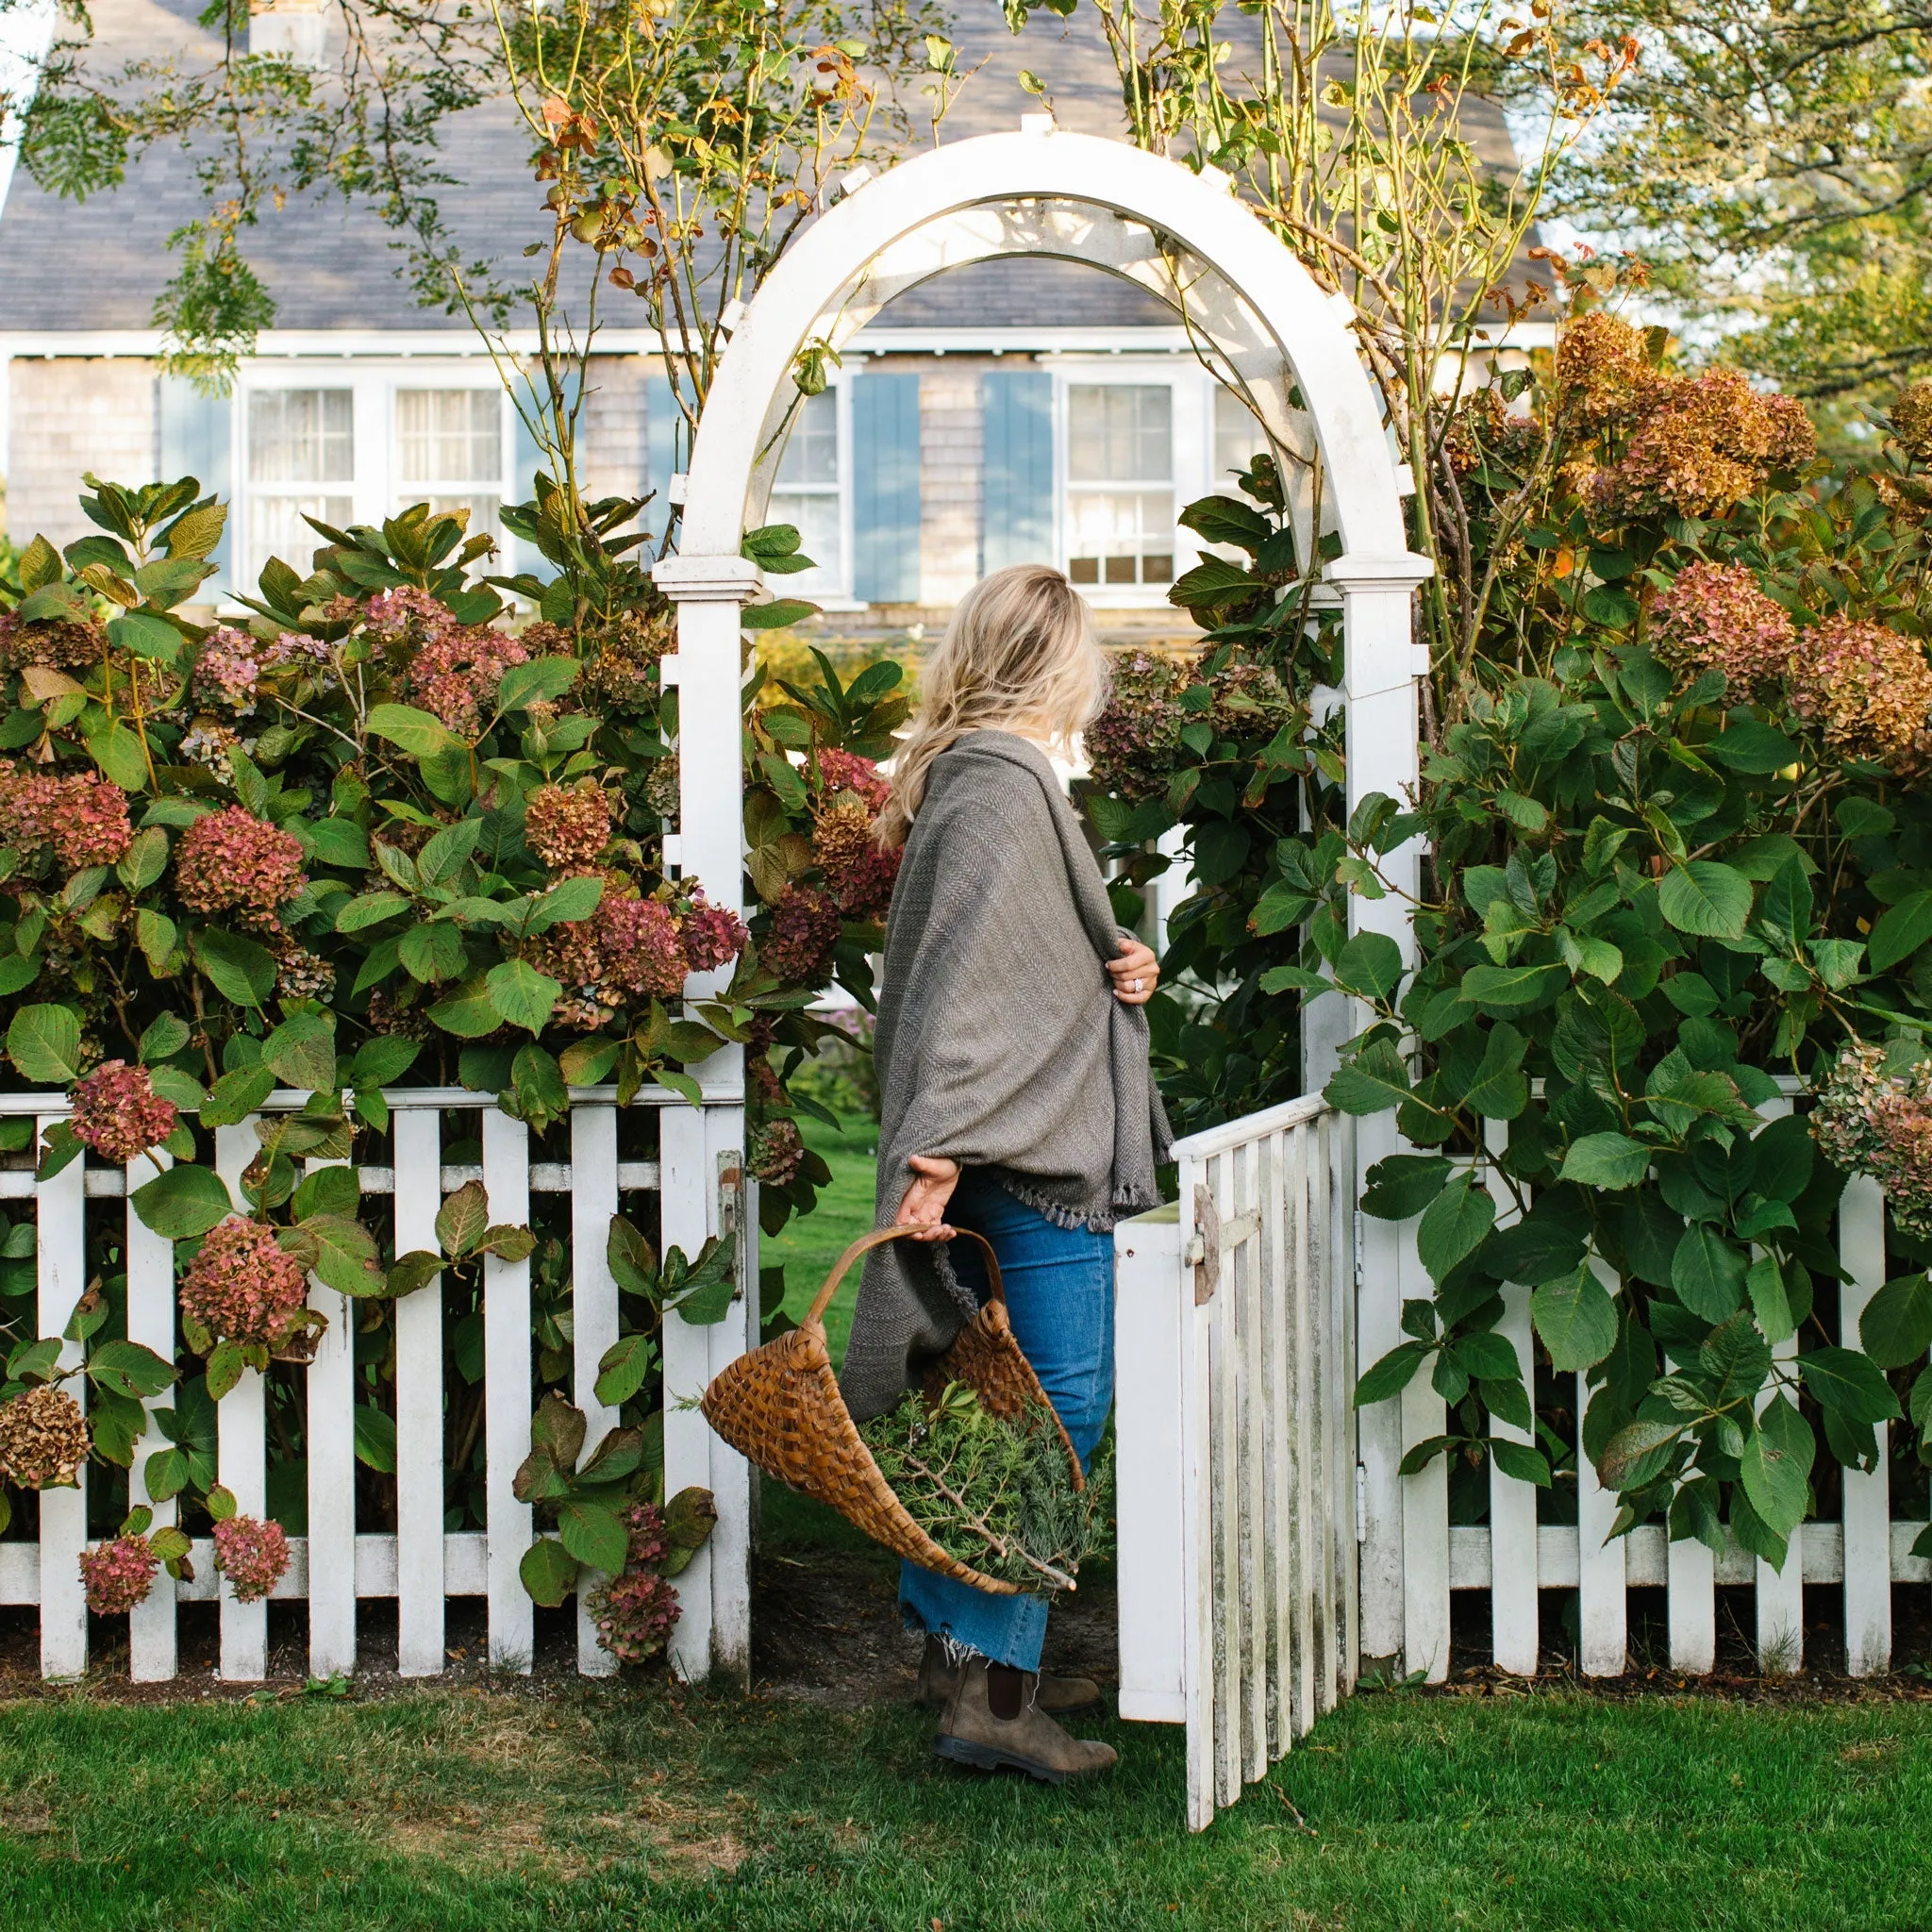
[933,1657,1118,1784]
[915,1635,1100,1714]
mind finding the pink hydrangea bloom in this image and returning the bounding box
[1653,561,1797,697]
[595,896,689,997]
[71,1060,178,1163]
[815,747,891,812]
[179,1215,309,1348]
[372,589,530,736]
[213,1514,290,1603]
[679,888,749,974]
[0,768,133,870]
[192,626,262,713]
[583,1503,682,1664]
[175,806,307,922]
[78,1533,160,1615]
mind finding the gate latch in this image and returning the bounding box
[1188,1184,1221,1306]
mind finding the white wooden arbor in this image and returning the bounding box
[654,123,1426,1690]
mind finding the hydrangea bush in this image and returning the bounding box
[0,475,902,1623]
[1086,304,1932,1577]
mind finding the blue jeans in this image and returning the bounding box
[898,1169,1115,1673]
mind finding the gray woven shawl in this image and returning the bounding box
[839,730,1173,1422]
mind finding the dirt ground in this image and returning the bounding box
[2,1524,1930,1707]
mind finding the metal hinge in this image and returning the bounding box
[1355,1464,1368,1541]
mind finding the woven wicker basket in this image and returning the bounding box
[702,1224,1084,1595]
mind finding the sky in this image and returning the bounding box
[0,3,56,225]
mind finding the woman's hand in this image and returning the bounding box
[899,1155,960,1241]
[1108,935,1160,1007]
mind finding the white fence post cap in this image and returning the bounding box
[651,553,764,603]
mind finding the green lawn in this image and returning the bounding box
[761,1112,878,1366]
[4,1681,1930,1929]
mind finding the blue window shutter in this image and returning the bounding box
[158,376,233,599]
[646,373,680,552]
[851,372,922,604]
[980,369,1054,575]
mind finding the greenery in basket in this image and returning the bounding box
[858,1381,1110,1595]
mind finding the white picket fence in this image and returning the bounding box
[1115,1095,1358,1832]
[0,1087,752,1685]
[1370,1082,1920,1684]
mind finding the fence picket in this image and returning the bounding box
[125,1150,175,1681]
[214,1122,268,1680]
[37,1115,87,1679]
[1261,1129,1294,1757]
[1481,1129,1537,1677]
[571,1104,621,1677]
[482,1108,533,1671]
[1840,1174,1891,1676]
[1177,1157,1215,1832]
[1576,1344,1626,1676]
[306,1156,357,1679]
[1756,1327,1806,1677]
[1286,1124,1316,1739]
[391,1107,443,1677]
[1399,1318,1450,1683]
[702,1103,754,1684]
[1667,1536,1717,1674]
[659,1103,714,1683]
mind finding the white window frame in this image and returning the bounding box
[229,360,517,599]
[1049,359,1213,609]
[763,375,857,608]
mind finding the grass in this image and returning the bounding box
[9,1111,1932,1926]
[761,1111,878,1366]
[4,1679,1931,1929]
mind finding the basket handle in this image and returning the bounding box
[806,1223,1003,1329]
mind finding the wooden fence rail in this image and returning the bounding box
[0,1086,749,1686]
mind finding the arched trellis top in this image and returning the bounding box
[667,125,1424,580]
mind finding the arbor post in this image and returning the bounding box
[1327,554,1434,1676]
[654,552,759,1685]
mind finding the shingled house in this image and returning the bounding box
[0,3,1538,638]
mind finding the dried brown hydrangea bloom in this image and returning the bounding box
[524,780,613,872]
[1788,616,1932,772]
[1890,379,1932,462]
[1652,561,1797,699]
[0,1384,91,1490]
[1556,311,1660,431]
[0,611,108,674]
[1811,1041,1932,1237]
[1590,367,1817,525]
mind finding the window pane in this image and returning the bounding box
[1068,385,1172,482]
[1214,388,1267,482]
[250,390,353,485]
[250,494,354,572]
[397,390,502,487]
[775,391,838,487]
[1066,488,1174,587]
[768,489,841,587]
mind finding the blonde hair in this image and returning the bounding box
[875,564,1108,848]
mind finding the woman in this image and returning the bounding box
[841,563,1171,1785]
